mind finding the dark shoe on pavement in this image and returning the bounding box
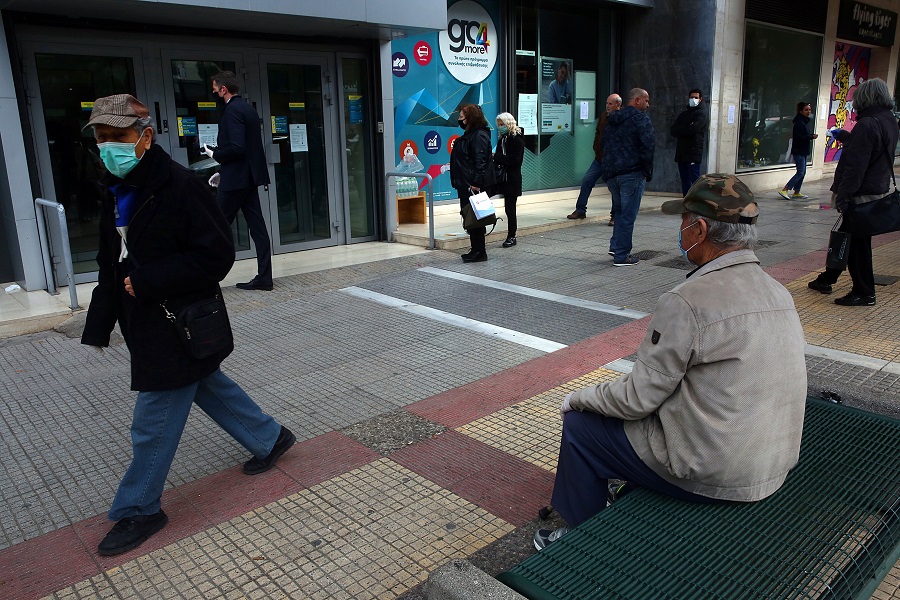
[533,527,569,551]
[502,237,517,248]
[834,293,876,306]
[613,255,639,266]
[807,279,833,294]
[462,250,488,263]
[607,250,614,256]
[567,211,586,219]
[244,426,296,475]
[97,510,168,556]
[236,278,274,291]
[607,218,614,226]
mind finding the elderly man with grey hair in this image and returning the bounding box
[535,174,807,551]
[807,77,899,306]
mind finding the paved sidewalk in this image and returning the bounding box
[1,177,898,599]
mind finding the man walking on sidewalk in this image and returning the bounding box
[601,88,655,266]
[81,94,295,557]
[568,93,621,221]
[670,89,708,196]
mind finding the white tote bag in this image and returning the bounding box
[469,191,496,220]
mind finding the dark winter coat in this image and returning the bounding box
[493,132,524,197]
[790,113,815,158]
[450,126,495,192]
[600,106,656,181]
[213,95,270,191]
[670,104,708,164]
[831,106,899,212]
[81,144,236,391]
[592,112,611,162]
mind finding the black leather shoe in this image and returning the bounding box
[567,211,585,219]
[834,293,876,306]
[502,237,517,248]
[807,280,832,294]
[244,426,296,475]
[98,510,168,556]
[462,250,487,263]
[236,279,273,291]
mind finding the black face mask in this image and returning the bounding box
[458,119,466,129]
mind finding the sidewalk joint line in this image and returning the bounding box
[805,343,900,374]
[340,286,567,353]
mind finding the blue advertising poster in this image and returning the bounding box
[392,0,500,200]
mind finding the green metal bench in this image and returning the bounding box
[497,398,900,599]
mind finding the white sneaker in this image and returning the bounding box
[533,527,569,551]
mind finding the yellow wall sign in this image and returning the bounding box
[288,102,305,109]
[80,102,94,110]
[197,102,217,109]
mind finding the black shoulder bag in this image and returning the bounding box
[846,133,900,237]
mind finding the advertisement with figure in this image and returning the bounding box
[826,42,870,162]
[391,0,500,200]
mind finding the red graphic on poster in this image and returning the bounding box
[447,135,460,153]
[399,139,418,160]
[413,41,432,66]
[826,43,870,163]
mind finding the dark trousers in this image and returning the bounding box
[503,194,518,238]
[458,189,486,252]
[218,186,273,285]
[552,411,724,528]
[814,219,875,296]
[677,162,701,197]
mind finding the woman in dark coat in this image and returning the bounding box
[779,102,818,199]
[493,111,525,247]
[450,103,495,262]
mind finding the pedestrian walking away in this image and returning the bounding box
[81,94,295,557]
[568,93,621,220]
[204,70,274,291]
[493,111,525,248]
[670,88,708,196]
[450,103,496,262]
[778,101,819,200]
[600,87,655,266]
[536,174,806,551]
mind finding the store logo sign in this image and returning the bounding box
[439,0,497,85]
[837,0,896,46]
[424,131,441,154]
[392,52,409,77]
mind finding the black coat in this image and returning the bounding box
[670,105,708,164]
[493,132,524,197]
[832,106,900,211]
[450,126,495,192]
[81,145,236,391]
[790,113,815,157]
[213,95,270,191]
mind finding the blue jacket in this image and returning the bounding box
[600,106,656,181]
[213,95,270,191]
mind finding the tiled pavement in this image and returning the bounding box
[1,178,899,599]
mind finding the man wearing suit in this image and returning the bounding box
[204,71,273,291]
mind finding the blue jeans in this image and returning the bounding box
[606,171,645,261]
[785,155,807,193]
[551,411,724,527]
[108,369,281,520]
[574,160,604,214]
[677,162,701,196]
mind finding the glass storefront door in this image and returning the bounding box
[340,56,377,241]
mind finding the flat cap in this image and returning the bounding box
[660,173,759,224]
[84,94,150,130]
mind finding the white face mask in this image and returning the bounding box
[678,222,700,262]
[688,98,700,108]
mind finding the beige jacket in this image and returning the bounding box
[569,250,807,501]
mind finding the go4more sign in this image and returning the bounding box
[439,0,498,85]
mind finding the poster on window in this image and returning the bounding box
[540,57,573,133]
[826,42,870,163]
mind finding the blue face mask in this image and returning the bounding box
[498,126,508,135]
[678,222,700,261]
[98,131,146,178]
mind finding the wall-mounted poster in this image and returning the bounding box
[826,42,870,163]
[540,57,573,134]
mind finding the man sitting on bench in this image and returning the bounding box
[536,174,808,550]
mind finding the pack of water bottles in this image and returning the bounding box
[396,177,420,198]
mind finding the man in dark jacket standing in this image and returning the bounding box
[203,71,273,291]
[568,93,621,220]
[81,94,295,557]
[601,88,655,267]
[670,89,708,196]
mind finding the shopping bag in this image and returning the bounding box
[461,203,498,231]
[825,217,850,271]
[469,191,495,220]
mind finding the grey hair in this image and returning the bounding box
[133,116,155,139]
[496,112,522,136]
[628,88,648,101]
[853,78,893,111]
[688,212,757,250]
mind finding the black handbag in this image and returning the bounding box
[161,287,234,360]
[461,202,498,232]
[846,138,900,237]
[825,216,850,271]
[494,137,509,182]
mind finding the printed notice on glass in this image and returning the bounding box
[541,103,571,134]
[198,124,219,147]
[517,93,538,135]
[290,123,308,153]
[727,105,735,124]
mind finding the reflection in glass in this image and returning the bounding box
[36,54,135,274]
[267,63,330,244]
[342,58,375,239]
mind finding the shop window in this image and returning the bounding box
[738,22,822,171]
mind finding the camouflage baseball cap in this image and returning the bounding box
[660,173,759,224]
[83,94,150,130]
